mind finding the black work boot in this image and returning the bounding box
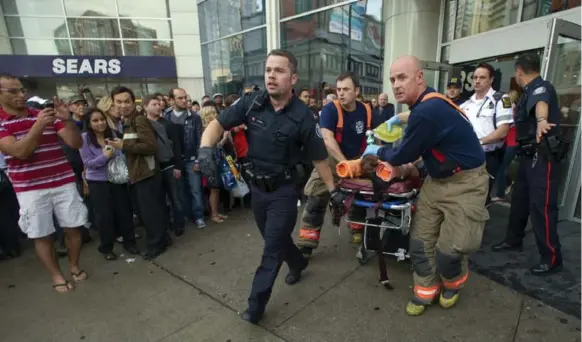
[298,246,313,259]
[241,309,263,324]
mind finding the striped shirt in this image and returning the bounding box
[0,107,76,193]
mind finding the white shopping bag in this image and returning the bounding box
[231,177,250,198]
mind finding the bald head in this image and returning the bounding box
[390,55,426,105]
[378,92,389,107]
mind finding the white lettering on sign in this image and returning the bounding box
[52,58,121,75]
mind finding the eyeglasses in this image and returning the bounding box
[0,88,27,95]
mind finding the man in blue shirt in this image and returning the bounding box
[364,55,489,316]
[296,72,381,259]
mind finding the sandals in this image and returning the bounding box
[217,214,228,219]
[211,216,224,223]
[52,281,74,293]
[71,270,88,283]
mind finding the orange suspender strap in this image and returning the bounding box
[420,93,469,171]
[332,100,344,143]
[363,102,372,130]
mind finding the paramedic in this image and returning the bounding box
[363,55,489,316]
[297,71,379,259]
[197,49,341,324]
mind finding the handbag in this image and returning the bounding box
[107,154,129,184]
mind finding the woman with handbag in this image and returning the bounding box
[79,108,138,260]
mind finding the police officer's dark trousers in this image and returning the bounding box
[248,183,307,315]
[505,154,562,266]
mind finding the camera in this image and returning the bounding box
[104,145,113,152]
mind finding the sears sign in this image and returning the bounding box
[52,58,121,75]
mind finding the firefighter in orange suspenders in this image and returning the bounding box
[364,56,488,316]
[296,72,379,259]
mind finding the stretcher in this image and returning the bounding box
[337,177,420,289]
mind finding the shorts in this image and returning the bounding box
[16,182,89,239]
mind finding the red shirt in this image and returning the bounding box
[505,125,517,147]
[231,128,248,159]
[0,107,76,193]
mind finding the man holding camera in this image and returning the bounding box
[0,73,88,293]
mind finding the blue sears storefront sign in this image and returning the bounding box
[0,55,177,78]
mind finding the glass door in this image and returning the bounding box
[542,18,581,222]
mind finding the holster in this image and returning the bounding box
[244,167,295,193]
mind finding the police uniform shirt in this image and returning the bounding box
[460,88,513,152]
[523,76,560,135]
[319,101,383,160]
[378,87,485,178]
[217,91,328,175]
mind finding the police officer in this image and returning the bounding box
[197,49,341,324]
[445,77,465,106]
[460,63,513,204]
[363,55,489,316]
[492,54,563,275]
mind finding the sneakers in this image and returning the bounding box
[196,219,206,229]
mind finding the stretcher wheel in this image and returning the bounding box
[356,246,371,265]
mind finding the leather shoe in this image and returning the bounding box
[142,247,165,260]
[492,241,522,252]
[123,244,139,255]
[530,262,562,276]
[285,260,308,285]
[241,309,262,324]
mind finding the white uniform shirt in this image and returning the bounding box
[460,88,513,152]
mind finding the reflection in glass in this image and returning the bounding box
[201,28,267,95]
[0,0,63,16]
[442,0,455,43]
[280,2,383,101]
[280,0,360,18]
[117,0,169,18]
[522,0,580,22]
[63,0,117,17]
[67,18,121,38]
[123,40,174,56]
[198,0,265,43]
[454,0,519,39]
[5,17,68,39]
[71,39,123,55]
[10,38,72,55]
[119,19,172,40]
[575,190,581,219]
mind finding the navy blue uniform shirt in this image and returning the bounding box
[524,76,560,136]
[217,91,328,175]
[378,87,485,179]
[319,101,383,160]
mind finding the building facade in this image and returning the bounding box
[0,0,205,100]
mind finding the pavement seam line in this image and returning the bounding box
[150,260,291,342]
[512,295,525,342]
[274,264,363,329]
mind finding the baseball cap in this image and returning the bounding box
[212,93,224,99]
[69,95,86,104]
[447,77,462,88]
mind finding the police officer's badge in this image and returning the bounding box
[315,123,322,138]
[533,87,546,95]
[488,101,495,109]
[501,96,512,108]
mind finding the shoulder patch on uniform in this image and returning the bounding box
[501,96,512,109]
[315,123,322,138]
[533,87,546,95]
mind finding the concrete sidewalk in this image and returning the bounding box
[0,210,579,342]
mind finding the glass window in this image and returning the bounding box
[201,27,267,95]
[198,0,265,43]
[280,0,355,18]
[442,0,456,43]
[71,39,123,55]
[67,18,121,38]
[123,40,174,56]
[522,0,581,22]
[4,17,68,39]
[63,0,117,17]
[454,0,520,39]
[10,38,72,55]
[119,19,172,40]
[117,0,169,18]
[280,1,383,100]
[1,0,64,16]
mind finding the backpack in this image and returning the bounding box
[150,120,174,163]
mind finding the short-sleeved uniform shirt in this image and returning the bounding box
[378,88,485,179]
[460,87,514,152]
[522,76,560,137]
[319,101,382,160]
[0,107,76,193]
[217,91,328,175]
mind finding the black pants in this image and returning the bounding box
[132,174,169,251]
[161,168,185,230]
[0,172,20,253]
[505,154,562,265]
[248,183,307,315]
[485,149,503,203]
[87,181,135,254]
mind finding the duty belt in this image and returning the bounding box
[244,168,296,193]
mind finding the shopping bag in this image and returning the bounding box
[231,177,250,198]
